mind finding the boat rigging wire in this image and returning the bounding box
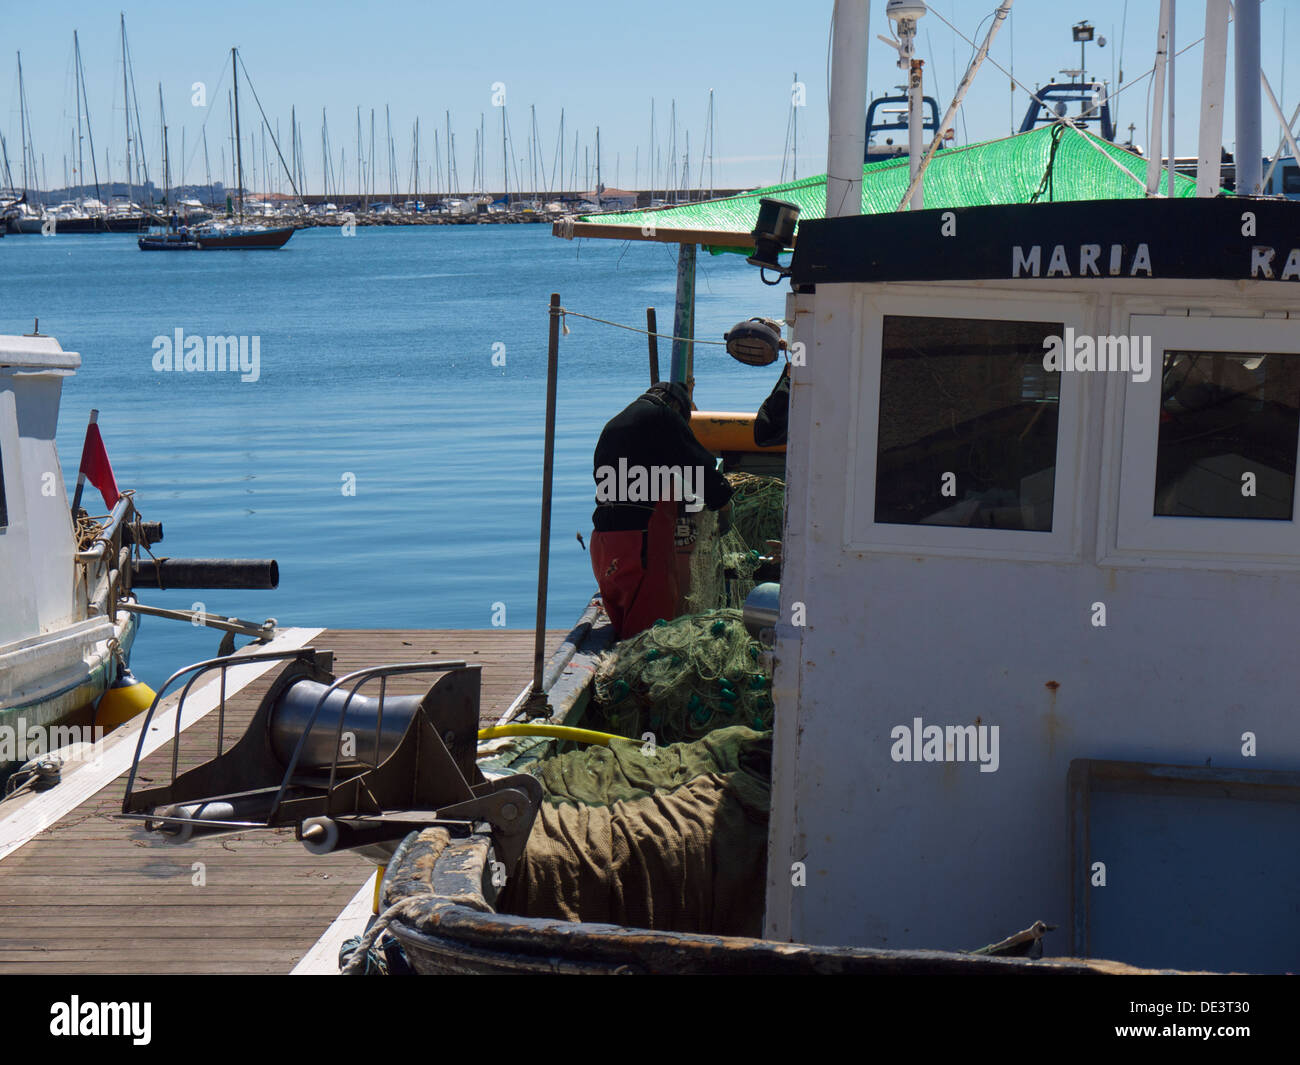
[925,2,1198,196]
[556,308,730,346]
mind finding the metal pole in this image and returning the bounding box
[1166,0,1176,194]
[897,0,1013,212]
[1196,0,1231,197]
[1146,0,1170,195]
[907,58,925,210]
[669,244,697,389]
[647,307,660,384]
[1261,96,1300,193]
[1235,0,1263,196]
[1260,72,1300,193]
[825,0,870,219]
[526,293,562,717]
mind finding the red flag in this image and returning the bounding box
[79,421,120,510]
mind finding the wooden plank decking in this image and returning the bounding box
[0,628,561,974]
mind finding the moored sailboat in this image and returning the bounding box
[190,48,295,250]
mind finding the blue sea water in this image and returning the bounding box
[2,224,784,688]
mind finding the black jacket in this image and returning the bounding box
[592,391,732,531]
[754,363,790,447]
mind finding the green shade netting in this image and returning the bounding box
[572,123,1202,253]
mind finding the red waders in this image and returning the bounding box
[589,498,680,640]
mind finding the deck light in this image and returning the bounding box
[724,317,784,366]
[747,197,800,277]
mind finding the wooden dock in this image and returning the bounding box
[0,627,561,975]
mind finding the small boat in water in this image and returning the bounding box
[193,221,294,249]
[137,230,199,251]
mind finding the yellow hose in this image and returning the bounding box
[477,723,618,746]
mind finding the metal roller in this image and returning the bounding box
[151,799,246,843]
[268,679,429,770]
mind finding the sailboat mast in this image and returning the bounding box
[231,47,244,217]
[793,71,798,181]
[203,128,212,207]
[501,106,508,203]
[17,52,29,194]
[121,18,131,206]
[74,33,85,199]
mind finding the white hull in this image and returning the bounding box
[0,610,138,734]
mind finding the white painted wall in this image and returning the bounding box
[766,278,1300,953]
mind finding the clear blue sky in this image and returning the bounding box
[3,1,1296,196]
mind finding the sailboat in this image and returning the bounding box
[188,48,295,250]
[138,90,198,250]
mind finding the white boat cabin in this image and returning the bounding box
[0,334,135,731]
[767,197,1300,971]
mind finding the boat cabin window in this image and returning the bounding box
[874,315,1061,532]
[0,443,6,528]
[1117,315,1300,559]
[1156,350,1300,520]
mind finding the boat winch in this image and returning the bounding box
[119,648,542,873]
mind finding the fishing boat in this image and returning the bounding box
[0,330,146,746]
[122,0,1300,975]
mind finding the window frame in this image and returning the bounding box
[1115,314,1300,559]
[845,289,1090,560]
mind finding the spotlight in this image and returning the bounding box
[724,317,784,367]
[746,197,800,276]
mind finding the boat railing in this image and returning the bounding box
[74,493,137,621]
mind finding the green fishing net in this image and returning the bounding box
[589,472,784,746]
[591,609,774,745]
[726,472,786,553]
[682,472,783,614]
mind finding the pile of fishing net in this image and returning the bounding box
[683,514,759,614]
[726,471,786,552]
[500,726,772,936]
[682,472,784,614]
[591,608,773,745]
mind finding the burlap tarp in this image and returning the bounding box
[498,726,771,937]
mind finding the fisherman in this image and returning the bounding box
[590,380,733,640]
